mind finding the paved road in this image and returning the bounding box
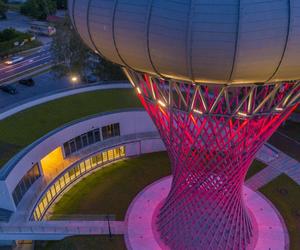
[0,72,86,112]
[0,43,53,83]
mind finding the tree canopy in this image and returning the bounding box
[55,0,67,9]
[20,0,56,20]
[0,0,8,20]
[51,17,125,82]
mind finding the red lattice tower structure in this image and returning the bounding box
[124,69,299,250]
[67,0,300,247]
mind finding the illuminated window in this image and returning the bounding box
[74,165,81,177]
[102,151,108,162]
[69,169,75,180]
[46,191,52,202]
[41,147,64,177]
[96,153,102,164]
[55,181,61,193]
[42,196,48,208]
[80,162,86,173]
[85,159,91,171]
[38,202,45,214]
[59,176,66,189]
[33,145,127,221]
[50,186,56,197]
[114,148,120,158]
[107,149,114,161]
[34,209,40,221]
[64,172,70,185]
[91,156,97,167]
[120,146,126,156]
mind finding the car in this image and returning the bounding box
[19,78,35,86]
[0,85,17,95]
[86,75,98,83]
[4,56,24,65]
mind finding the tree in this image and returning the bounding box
[0,28,18,42]
[51,17,125,82]
[51,17,90,80]
[0,0,8,20]
[93,58,126,81]
[55,0,67,9]
[21,0,56,20]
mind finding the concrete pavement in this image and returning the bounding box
[247,150,300,190]
[0,11,31,33]
[0,72,88,113]
[125,176,288,250]
[0,221,125,241]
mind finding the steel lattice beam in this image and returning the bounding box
[124,68,299,250]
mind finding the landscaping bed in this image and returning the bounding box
[0,28,41,58]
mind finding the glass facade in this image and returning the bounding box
[12,164,41,207]
[102,123,120,140]
[63,123,120,157]
[32,146,126,221]
[63,128,101,157]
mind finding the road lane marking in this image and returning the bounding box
[0,56,53,81]
[0,55,52,74]
[0,52,51,72]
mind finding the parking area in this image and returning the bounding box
[0,72,87,112]
[0,11,31,32]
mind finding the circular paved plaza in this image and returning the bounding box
[125,176,289,250]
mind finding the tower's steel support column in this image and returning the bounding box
[125,69,300,250]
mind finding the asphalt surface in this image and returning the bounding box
[0,11,53,84]
[0,11,31,33]
[0,43,53,83]
[0,72,86,112]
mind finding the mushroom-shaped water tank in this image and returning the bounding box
[68,0,300,84]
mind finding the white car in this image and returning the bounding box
[4,56,24,65]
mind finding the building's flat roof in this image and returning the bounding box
[0,88,141,172]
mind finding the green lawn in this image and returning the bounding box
[268,120,300,162]
[35,235,126,250]
[245,160,267,180]
[50,152,171,220]
[259,174,300,250]
[278,121,300,142]
[50,153,265,221]
[43,155,272,250]
[269,133,300,162]
[0,89,141,168]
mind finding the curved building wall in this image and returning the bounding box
[69,0,300,84]
[0,109,165,212]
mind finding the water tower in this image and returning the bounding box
[69,0,300,249]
